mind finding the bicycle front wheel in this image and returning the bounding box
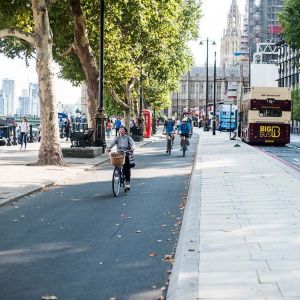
[112,167,121,197]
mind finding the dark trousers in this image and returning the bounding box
[115,128,120,136]
[20,132,27,148]
[65,129,70,140]
[123,155,131,182]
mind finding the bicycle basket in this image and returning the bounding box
[109,153,125,166]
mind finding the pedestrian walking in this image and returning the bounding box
[19,117,29,150]
[114,117,122,136]
[64,118,71,141]
[106,119,112,138]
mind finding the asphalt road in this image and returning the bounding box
[254,134,300,171]
[0,133,198,300]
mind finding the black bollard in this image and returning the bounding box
[6,126,11,146]
[12,124,17,145]
[6,137,12,146]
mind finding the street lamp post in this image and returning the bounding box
[94,0,106,151]
[213,51,217,135]
[200,38,216,131]
[176,92,179,118]
[138,68,144,141]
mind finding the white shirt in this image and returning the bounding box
[109,135,135,152]
[20,122,29,133]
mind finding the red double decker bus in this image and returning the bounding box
[240,87,291,145]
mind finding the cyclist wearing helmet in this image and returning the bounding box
[163,116,176,153]
[179,117,192,150]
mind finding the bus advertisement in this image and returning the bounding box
[240,87,291,145]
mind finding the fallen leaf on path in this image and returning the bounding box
[163,254,174,263]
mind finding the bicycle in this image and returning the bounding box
[166,133,174,155]
[109,151,130,197]
[181,136,187,157]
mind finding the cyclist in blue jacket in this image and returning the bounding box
[179,117,192,150]
[163,116,176,153]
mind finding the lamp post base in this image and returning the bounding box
[94,111,106,152]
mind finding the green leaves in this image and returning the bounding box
[0,0,202,112]
[292,87,300,121]
[0,0,34,60]
[279,0,300,48]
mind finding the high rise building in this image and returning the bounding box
[19,95,31,115]
[2,79,15,115]
[0,90,7,115]
[29,83,39,116]
[220,0,242,68]
[246,0,284,63]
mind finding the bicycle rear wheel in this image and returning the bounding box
[167,138,172,155]
[182,139,186,157]
[112,167,121,197]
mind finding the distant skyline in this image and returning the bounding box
[0,54,81,105]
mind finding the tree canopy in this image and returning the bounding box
[0,0,202,114]
[292,87,300,121]
[50,0,201,112]
[279,0,300,48]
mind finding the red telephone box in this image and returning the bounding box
[142,109,152,138]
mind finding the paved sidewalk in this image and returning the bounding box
[0,134,158,207]
[167,128,300,300]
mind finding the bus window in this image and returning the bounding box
[259,108,282,117]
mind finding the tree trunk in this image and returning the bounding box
[69,0,99,129]
[133,99,138,117]
[32,0,63,165]
[124,108,131,132]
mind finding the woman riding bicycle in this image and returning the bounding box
[107,126,135,190]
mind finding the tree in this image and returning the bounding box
[49,0,201,130]
[0,0,63,165]
[279,0,300,48]
[2,0,202,138]
[292,87,300,121]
